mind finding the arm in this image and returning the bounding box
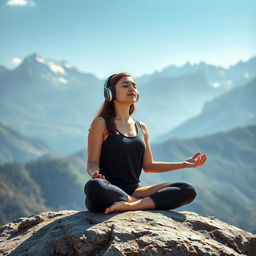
[144,161,187,173]
[86,117,106,178]
[140,122,188,173]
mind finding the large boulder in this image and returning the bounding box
[0,210,255,255]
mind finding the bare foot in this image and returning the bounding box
[104,201,131,214]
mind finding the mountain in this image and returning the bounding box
[0,153,87,225]
[0,66,9,76]
[0,125,255,232]
[149,125,256,233]
[1,53,256,154]
[0,53,104,154]
[0,121,54,163]
[1,53,98,93]
[154,76,256,142]
[137,56,256,90]
[0,162,48,225]
[135,72,224,136]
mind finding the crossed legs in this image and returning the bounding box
[84,178,197,214]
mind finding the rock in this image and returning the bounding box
[0,210,255,256]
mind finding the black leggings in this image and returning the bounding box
[84,178,197,212]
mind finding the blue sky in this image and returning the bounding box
[0,0,255,79]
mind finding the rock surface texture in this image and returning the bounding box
[0,210,255,256]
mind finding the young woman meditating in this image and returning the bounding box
[84,72,207,215]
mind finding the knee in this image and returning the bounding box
[185,183,197,202]
[84,178,104,195]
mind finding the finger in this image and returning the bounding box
[192,152,201,160]
[202,156,208,164]
[196,157,201,165]
[198,157,204,165]
[200,155,207,165]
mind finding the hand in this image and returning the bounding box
[91,170,106,179]
[183,152,207,168]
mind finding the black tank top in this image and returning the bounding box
[99,117,146,188]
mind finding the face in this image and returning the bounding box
[114,76,138,103]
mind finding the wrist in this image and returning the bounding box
[87,170,94,177]
[181,161,189,169]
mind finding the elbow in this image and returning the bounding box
[143,163,152,173]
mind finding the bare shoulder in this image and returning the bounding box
[88,116,106,132]
[138,121,149,137]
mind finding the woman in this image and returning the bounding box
[84,72,207,215]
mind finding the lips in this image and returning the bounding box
[128,93,136,97]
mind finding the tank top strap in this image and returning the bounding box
[101,116,143,137]
[133,118,143,136]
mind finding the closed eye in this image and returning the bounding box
[123,85,136,88]
[122,81,137,89]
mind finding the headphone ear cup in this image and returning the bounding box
[104,87,112,101]
[104,74,117,101]
[104,86,116,101]
[110,86,116,100]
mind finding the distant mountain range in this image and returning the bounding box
[1,53,255,154]
[1,53,255,235]
[0,124,255,233]
[148,125,256,233]
[154,76,256,142]
[137,57,256,89]
[0,121,55,163]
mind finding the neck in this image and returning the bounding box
[114,101,133,123]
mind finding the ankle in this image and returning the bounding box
[128,196,139,202]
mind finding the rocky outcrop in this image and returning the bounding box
[0,210,255,256]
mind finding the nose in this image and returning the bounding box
[128,85,136,92]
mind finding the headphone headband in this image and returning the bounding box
[104,74,117,88]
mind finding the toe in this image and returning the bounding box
[105,206,113,214]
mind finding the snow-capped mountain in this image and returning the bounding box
[137,57,256,91]
[0,53,255,154]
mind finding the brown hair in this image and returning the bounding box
[92,72,137,135]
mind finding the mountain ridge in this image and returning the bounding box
[154,76,256,143]
[1,124,254,233]
[1,53,256,153]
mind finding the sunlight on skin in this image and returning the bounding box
[105,197,156,214]
[105,201,131,214]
